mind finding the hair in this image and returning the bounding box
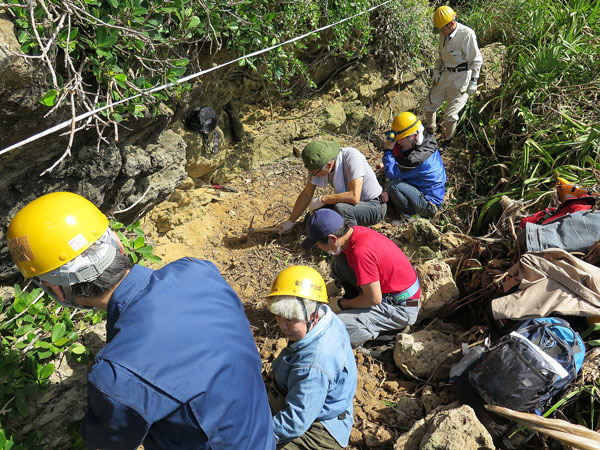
[70,251,132,299]
[266,295,324,322]
[317,223,351,245]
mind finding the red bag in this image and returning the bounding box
[519,196,596,229]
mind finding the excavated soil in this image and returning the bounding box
[141,138,467,449]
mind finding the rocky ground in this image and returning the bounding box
[136,139,495,449]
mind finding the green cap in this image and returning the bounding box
[301,141,341,170]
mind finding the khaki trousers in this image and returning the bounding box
[277,422,343,450]
[423,70,470,125]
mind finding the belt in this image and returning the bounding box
[446,63,468,72]
[382,278,420,307]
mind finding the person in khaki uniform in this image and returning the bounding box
[423,6,483,140]
[265,266,357,449]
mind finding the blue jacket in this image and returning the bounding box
[81,258,275,450]
[383,132,447,206]
[272,307,357,447]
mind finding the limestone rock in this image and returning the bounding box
[394,403,495,450]
[416,259,460,320]
[321,102,347,131]
[393,329,461,380]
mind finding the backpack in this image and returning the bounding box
[451,317,585,447]
[519,195,596,229]
[185,106,220,153]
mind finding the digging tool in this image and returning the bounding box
[244,216,281,234]
[202,184,238,193]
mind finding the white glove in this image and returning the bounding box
[467,79,478,95]
[433,69,441,84]
[309,196,324,213]
[280,220,296,234]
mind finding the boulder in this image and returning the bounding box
[416,259,460,320]
[393,328,461,380]
[394,403,495,450]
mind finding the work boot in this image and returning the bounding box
[424,112,437,133]
[443,121,457,140]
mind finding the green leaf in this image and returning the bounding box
[96,27,118,48]
[39,89,58,107]
[51,322,66,342]
[587,339,600,346]
[106,0,118,8]
[37,350,53,359]
[70,344,87,355]
[188,15,200,29]
[13,298,29,314]
[113,73,127,82]
[38,363,55,380]
[145,254,163,263]
[133,236,145,249]
[53,337,69,347]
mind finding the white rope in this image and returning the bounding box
[0,0,393,158]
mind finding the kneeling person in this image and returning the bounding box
[266,266,357,449]
[281,141,386,233]
[302,209,421,348]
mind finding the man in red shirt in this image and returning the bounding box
[302,209,420,347]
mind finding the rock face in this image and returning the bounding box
[394,403,495,450]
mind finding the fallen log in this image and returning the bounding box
[485,405,600,450]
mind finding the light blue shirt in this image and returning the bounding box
[272,306,357,446]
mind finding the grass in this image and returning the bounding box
[459,0,600,232]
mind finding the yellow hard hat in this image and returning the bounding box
[388,112,421,141]
[6,192,109,278]
[433,6,456,30]
[267,265,328,303]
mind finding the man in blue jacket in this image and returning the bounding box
[6,192,275,450]
[378,112,447,219]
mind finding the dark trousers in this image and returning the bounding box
[277,422,342,450]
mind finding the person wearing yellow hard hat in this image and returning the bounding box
[423,5,483,141]
[377,112,447,218]
[265,265,357,449]
[7,192,276,450]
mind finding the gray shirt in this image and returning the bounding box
[310,147,382,201]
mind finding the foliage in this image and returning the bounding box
[0,221,160,447]
[111,219,162,265]
[460,0,600,232]
[4,0,434,145]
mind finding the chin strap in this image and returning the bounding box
[298,299,322,334]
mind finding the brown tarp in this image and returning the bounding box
[492,248,600,320]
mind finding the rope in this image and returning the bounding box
[0,0,393,157]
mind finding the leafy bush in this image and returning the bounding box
[0,221,160,447]
[4,0,434,136]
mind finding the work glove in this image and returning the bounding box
[280,220,296,234]
[467,78,478,95]
[432,69,441,84]
[309,196,324,213]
